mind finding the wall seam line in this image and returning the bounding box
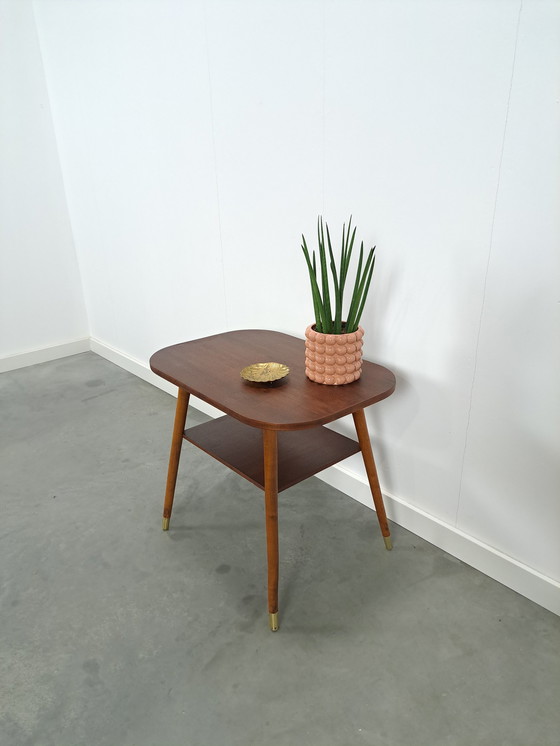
[203,5,229,329]
[454,0,523,528]
[30,0,91,335]
[322,1,326,213]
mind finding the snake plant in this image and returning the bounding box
[301,216,376,334]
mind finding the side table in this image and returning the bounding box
[150,330,395,631]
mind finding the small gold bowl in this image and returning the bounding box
[240,362,290,384]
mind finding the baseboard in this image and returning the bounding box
[73,338,560,617]
[315,464,560,617]
[0,338,90,373]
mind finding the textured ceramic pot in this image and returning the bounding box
[305,324,364,385]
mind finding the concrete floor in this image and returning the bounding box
[1,352,559,746]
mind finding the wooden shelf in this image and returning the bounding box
[183,416,361,492]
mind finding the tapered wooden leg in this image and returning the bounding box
[263,429,279,630]
[352,408,392,550]
[162,388,190,530]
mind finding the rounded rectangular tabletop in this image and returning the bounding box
[149,330,395,431]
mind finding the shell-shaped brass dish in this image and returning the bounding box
[240,362,290,384]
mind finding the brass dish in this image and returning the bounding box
[240,362,290,384]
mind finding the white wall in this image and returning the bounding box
[33,0,228,358]
[0,0,88,365]
[32,0,559,611]
[457,1,560,580]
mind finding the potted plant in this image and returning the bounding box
[301,216,376,384]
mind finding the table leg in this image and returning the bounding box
[263,429,279,631]
[352,408,393,550]
[162,388,190,531]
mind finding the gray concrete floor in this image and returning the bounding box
[1,352,559,746]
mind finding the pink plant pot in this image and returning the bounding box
[305,324,364,385]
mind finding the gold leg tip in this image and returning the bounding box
[269,612,279,632]
[162,517,170,531]
[384,536,393,550]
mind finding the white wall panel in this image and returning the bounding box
[34,0,227,361]
[320,0,521,524]
[0,0,87,358]
[457,0,560,581]
[204,0,323,333]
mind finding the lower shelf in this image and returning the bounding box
[183,416,362,492]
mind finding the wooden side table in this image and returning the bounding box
[150,330,396,631]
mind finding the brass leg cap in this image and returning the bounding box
[269,612,279,632]
[162,517,170,531]
[384,536,393,550]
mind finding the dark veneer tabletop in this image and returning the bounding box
[149,329,395,431]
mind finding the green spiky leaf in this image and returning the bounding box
[301,216,377,336]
